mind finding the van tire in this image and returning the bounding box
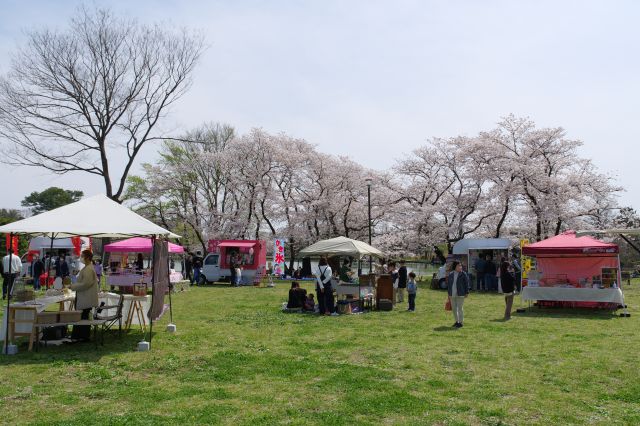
[198,275,207,286]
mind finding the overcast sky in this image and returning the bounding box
[0,0,638,211]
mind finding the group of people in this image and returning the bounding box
[287,257,420,315]
[183,251,203,285]
[286,281,315,311]
[285,254,518,322]
[473,253,522,293]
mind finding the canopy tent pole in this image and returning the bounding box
[148,236,156,348]
[167,247,174,324]
[3,233,14,355]
[618,234,640,256]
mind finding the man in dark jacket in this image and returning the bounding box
[474,254,487,292]
[32,255,45,290]
[397,260,408,303]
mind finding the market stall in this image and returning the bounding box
[0,194,180,354]
[521,230,627,312]
[104,237,184,291]
[298,236,384,313]
[452,238,514,291]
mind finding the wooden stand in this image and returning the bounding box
[124,297,147,332]
[376,274,393,308]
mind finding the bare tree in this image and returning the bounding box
[0,7,205,202]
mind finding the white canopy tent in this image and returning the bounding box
[452,238,513,255]
[1,194,178,352]
[299,236,384,259]
[0,194,179,238]
[577,229,640,257]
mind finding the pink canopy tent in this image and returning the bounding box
[523,230,620,286]
[104,237,184,254]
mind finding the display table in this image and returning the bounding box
[1,293,76,342]
[521,287,624,305]
[335,283,374,298]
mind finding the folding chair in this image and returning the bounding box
[94,293,124,337]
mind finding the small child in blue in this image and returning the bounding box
[407,272,417,311]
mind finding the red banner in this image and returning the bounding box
[5,235,18,255]
[71,236,82,256]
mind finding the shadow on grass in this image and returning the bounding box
[433,326,457,332]
[514,307,618,320]
[0,330,155,365]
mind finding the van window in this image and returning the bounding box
[205,254,219,266]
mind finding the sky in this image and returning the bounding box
[0,0,639,211]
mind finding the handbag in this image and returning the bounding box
[445,296,452,311]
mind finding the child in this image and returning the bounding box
[235,265,242,286]
[304,293,316,312]
[407,272,417,312]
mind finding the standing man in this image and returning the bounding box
[474,254,487,292]
[2,250,22,299]
[32,255,45,291]
[485,255,497,291]
[192,251,203,285]
[397,259,408,303]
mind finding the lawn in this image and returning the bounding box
[1,280,639,425]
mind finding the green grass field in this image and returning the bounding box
[1,280,639,425]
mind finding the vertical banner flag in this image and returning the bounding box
[520,239,531,279]
[273,239,286,276]
[5,235,19,255]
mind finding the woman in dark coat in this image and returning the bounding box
[446,261,469,328]
[500,260,516,320]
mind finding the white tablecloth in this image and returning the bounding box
[98,292,151,325]
[107,272,183,287]
[107,274,151,287]
[521,287,624,304]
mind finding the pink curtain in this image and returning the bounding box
[537,256,619,285]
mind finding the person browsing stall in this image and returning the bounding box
[315,257,335,315]
[407,271,418,312]
[2,251,22,299]
[68,249,99,342]
[339,258,352,282]
[397,259,408,303]
[500,260,516,320]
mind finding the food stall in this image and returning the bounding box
[201,240,267,285]
[452,238,514,291]
[104,237,184,292]
[298,236,384,313]
[521,230,626,312]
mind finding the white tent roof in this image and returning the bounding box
[299,236,384,258]
[576,229,640,237]
[0,194,179,238]
[452,238,513,254]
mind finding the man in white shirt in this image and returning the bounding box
[3,252,23,299]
